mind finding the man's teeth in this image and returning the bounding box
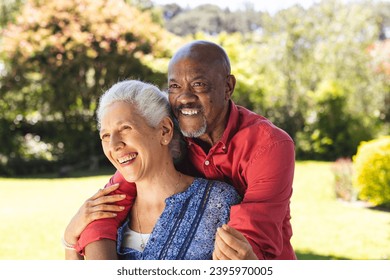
[118,153,137,164]
[181,109,199,115]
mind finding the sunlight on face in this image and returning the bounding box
[99,101,161,182]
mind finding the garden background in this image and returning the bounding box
[0,0,389,260]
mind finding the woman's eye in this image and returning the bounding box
[121,125,131,131]
[101,134,110,141]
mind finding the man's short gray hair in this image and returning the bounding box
[97,80,170,130]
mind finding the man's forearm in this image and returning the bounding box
[84,239,118,260]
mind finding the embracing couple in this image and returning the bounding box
[63,40,296,260]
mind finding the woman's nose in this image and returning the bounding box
[109,133,124,151]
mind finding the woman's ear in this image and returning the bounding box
[160,116,174,145]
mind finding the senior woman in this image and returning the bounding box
[63,80,241,260]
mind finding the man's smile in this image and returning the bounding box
[178,106,203,116]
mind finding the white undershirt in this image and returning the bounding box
[122,227,151,252]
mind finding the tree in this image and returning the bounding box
[0,0,25,29]
[0,0,177,175]
[368,40,390,125]
[373,1,390,40]
[296,81,370,160]
[259,0,385,159]
[197,0,387,160]
[163,4,263,36]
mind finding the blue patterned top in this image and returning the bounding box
[117,177,241,260]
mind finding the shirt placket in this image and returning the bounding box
[203,143,226,180]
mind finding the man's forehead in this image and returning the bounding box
[170,45,229,75]
[169,55,221,71]
[176,44,217,60]
[168,61,214,79]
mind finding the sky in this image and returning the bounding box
[152,0,389,14]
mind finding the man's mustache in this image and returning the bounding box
[175,104,203,111]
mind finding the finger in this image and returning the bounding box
[217,226,240,247]
[212,250,219,260]
[222,224,247,242]
[90,183,120,200]
[218,225,257,260]
[90,204,125,213]
[213,240,231,260]
[67,209,119,239]
[77,211,119,229]
[218,225,249,251]
[213,234,221,260]
[89,194,126,207]
[215,227,238,259]
[88,211,118,222]
[212,248,227,260]
[83,196,125,216]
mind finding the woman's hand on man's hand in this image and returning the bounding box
[213,224,258,260]
[63,183,126,246]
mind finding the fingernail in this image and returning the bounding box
[120,194,126,198]
[112,213,117,216]
[119,206,125,210]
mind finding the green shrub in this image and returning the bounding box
[352,136,390,207]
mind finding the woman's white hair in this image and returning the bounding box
[97,80,170,130]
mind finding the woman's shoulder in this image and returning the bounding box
[194,177,241,205]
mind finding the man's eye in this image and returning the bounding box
[193,82,205,87]
[168,84,180,94]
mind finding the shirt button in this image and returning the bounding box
[204,160,210,166]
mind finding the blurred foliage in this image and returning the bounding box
[0,0,25,29]
[0,0,178,175]
[353,136,390,207]
[162,3,263,36]
[296,81,372,160]
[261,1,387,159]
[195,0,389,160]
[0,0,389,175]
[331,158,356,202]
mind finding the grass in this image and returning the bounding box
[291,162,390,260]
[0,161,389,260]
[0,175,111,259]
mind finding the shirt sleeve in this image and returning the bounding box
[75,171,136,255]
[227,139,295,260]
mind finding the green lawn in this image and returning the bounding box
[0,161,389,260]
[291,162,390,260]
[0,175,110,259]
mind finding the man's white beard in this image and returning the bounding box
[180,117,207,138]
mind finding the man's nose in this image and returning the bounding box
[177,87,197,105]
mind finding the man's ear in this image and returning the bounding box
[225,74,236,100]
[160,116,174,144]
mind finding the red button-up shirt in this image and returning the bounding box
[77,101,296,259]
